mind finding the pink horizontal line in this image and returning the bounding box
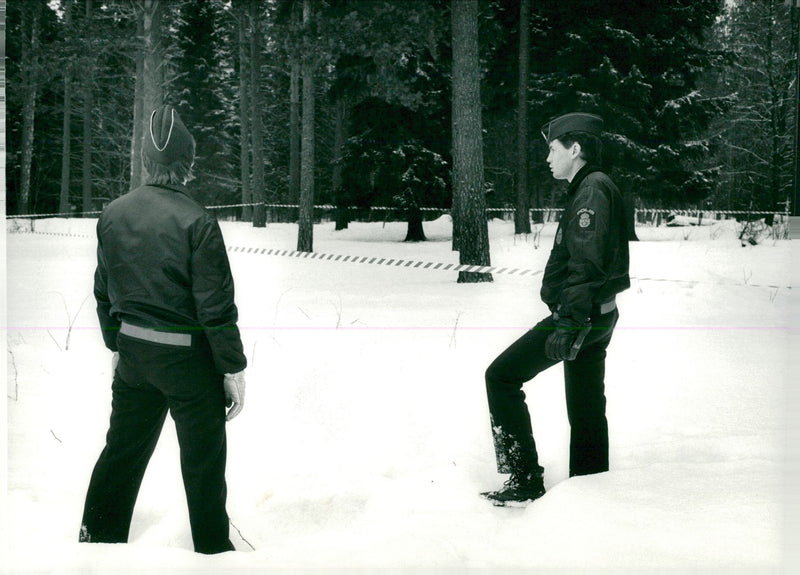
[2,325,793,332]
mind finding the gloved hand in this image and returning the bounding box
[223,371,246,421]
[111,352,120,373]
[545,316,591,362]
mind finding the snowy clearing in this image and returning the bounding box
[2,216,798,573]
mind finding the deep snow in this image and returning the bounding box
[2,215,798,573]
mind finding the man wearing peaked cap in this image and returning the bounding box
[540,112,603,144]
[80,105,248,554]
[482,111,631,507]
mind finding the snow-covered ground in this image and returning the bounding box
[2,216,798,573]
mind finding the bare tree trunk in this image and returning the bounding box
[404,205,426,242]
[793,0,800,216]
[19,2,41,214]
[289,2,301,205]
[297,0,315,252]
[514,0,531,234]
[130,8,144,191]
[82,0,95,215]
[237,4,252,222]
[59,1,73,216]
[452,0,492,283]
[333,96,349,231]
[141,0,164,184]
[250,0,266,227]
[450,183,460,251]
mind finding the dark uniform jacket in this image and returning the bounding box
[94,184,247,375]
[540,164,630,322]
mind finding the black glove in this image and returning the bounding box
[545,316,592,361]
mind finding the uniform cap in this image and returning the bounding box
[142,105,195,166]
[541,112,603,143]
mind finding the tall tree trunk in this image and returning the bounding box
[450,182,460,251]
[297,0,315,252]
[793,0,800,216]
[141,0,164,183]
[333,96,349,231]
[404,205,426,242]
[82,0,94,215]
[130,8,145,191]
[289,2,301,205]
[514,0,532,234]
[59,0,73,216]
[19,2,41,214]
[452,0,492,283]
[250,0,266,227]
[237,4,252,222]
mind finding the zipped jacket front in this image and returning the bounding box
[540,165,630,321]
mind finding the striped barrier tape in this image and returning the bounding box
[8,205,788,219]
[18,229,792,288]
[225,246,790,288]
[23,230,95,239]
[18,230,538,277]
[226,245,539,277]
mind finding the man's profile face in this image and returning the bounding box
[546,139,577,181]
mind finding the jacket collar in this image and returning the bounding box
[147,182,191,197]
[566,164,602,197]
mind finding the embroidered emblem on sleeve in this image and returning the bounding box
[576,207,596,230]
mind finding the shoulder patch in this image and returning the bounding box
[576,207,596,230]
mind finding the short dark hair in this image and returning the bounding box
[142,154,195,186]
[556,131,603,166]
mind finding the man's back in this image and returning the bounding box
[97,184,213,330]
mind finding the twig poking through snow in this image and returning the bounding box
[230,519,255,551]
[271,288,295,345]
[7,348,19,401]
[47,330,63,352]
[50,430,62,443]
[332,293,343,328]
[449,312,461,348]
[49,292,92,351]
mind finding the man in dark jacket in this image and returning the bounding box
[482,112,630,506]
[79,105,248,553]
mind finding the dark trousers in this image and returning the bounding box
[485,308,619,478]
[80,334,234,554]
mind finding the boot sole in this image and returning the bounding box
[479,491,543,508]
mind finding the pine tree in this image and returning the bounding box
[296,0,316,252]
[59,0,75,216]
[705,0,798,211]
[7,0,63,215]
[515,0,532,234]
[527,0,729,207]
[174,0,238,207]
[16,1,43,215]
[81,0,95,216]
[452,0,492,283]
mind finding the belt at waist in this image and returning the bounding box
[594,298,616,316]
[119,321,194,347]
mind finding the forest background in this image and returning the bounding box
[4,0,799,255]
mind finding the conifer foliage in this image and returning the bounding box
[5,0,796,230]
[525,0,731,207]
[174,0,239,206]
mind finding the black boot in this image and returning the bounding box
[481,471,545,507]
